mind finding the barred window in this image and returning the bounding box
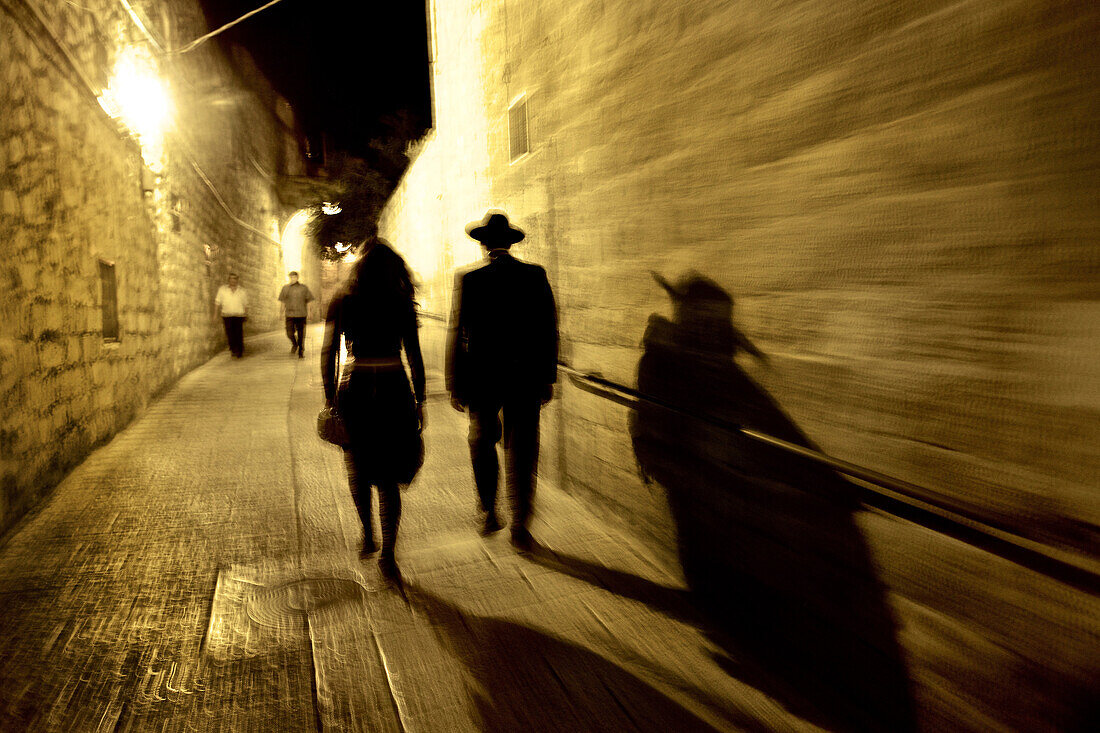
[99,260,119,340]
[508,96,529,162]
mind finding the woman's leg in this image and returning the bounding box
[345,449,378,555]
[377,481,401,571]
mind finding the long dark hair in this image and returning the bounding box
[339,239,416,344]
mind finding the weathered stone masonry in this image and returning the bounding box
[382,0,1100,727]
[0,0,318,534]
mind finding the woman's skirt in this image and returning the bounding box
[338,368,423,485]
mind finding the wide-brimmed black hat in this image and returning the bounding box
[466,210,525,245]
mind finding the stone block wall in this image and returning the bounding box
[382,0,1100,727]
[0,0,313,534]
[479,0,1100,557]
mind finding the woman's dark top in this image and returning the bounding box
[321,250,425,484]
[322,291,425,404]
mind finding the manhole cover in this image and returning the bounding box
[247,577,365,627]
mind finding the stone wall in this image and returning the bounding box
[381,0,1100,727]
[0,0,315,534]
[384,0,1100,560]
[479,0,1100,557]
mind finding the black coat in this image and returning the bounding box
[446,252,558,405]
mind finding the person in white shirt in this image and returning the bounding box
[214,272,248,358]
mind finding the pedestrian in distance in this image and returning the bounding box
[446,211,559,552]
[279,270,314,358]
[214,272,248,358]
[322,237,426,580]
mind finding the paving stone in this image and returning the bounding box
[0,326,820,731]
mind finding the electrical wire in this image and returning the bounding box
[116,0,165,54]
[8,0,290,248]
[189,156,282,245]
[176,0,288,54]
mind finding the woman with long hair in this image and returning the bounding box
[322,238,425,578]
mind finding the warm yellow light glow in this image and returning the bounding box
[99,46,171,169]
[322,202,342,215]
[281,208,311,275]
[334,241,352,253]
[377,0,493,308]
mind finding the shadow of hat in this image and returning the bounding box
[466,210,525,245]
[652,271,731,307]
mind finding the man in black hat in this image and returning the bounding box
[446,210,558,550]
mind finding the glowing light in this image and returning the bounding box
[333,241,357,263]
[99,46,172,170]
[281,209,312,275]
[322,202,342,215]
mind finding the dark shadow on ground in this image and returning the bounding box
[605,272,917,732]
[522,540,700,624]
[405,587,761,732]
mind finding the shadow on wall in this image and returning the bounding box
[626,272,915,732]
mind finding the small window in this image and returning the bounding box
[99,260,119,340]
[508,96,529,162]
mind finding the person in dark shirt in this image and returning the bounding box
[446,211,559,551]
[278,271,314,358]
[322,239,425,579]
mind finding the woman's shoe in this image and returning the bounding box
[378,554,400,580]
[481,512,502,536]
[360,539,380,559]
[509,526,533,552]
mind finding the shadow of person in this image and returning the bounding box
[403,586,758,732]
[522,538,702,625]
[622,272,916,732]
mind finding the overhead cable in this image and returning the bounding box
[116,0,165,53]
[176,0,288,54]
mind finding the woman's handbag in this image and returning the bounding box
[318,332,353,448]
[317,404,350,447]
[397,406,425,485]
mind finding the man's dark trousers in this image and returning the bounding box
[223,317,245,357]
[469,394,541,530]
[286,317,306,355]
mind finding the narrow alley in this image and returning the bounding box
[0,327,787,731]
[4,0,1098,729]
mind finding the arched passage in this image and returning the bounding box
[280,208,312,277]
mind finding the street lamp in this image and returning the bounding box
[98,45,172,170]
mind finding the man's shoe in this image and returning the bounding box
[379,554,400,580]
[290,345,298,354]
[298,351,305,359]
[481,512,502,536]
[509,526,533,552]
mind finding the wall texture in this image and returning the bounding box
[483,0,1100,555]
[0,0,317,534]
[382,0,1100,728]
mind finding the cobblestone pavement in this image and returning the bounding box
[0,328,813,732]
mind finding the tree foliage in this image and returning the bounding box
[305,113,420,261]
[305,161,391,261]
